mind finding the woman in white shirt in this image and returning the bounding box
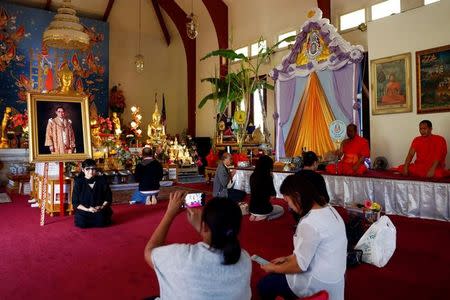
[257,175,347,300]
[144,192,251,300]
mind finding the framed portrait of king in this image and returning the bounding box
[27,93,92,162]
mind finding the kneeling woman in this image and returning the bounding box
[72,159,113,228]
[258,175,347,300]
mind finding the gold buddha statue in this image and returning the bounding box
[0,107,12,148]
[55,64,78,95]
[112,112,121,136]
[147,102,165,145]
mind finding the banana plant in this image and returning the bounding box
[199,35,296,127]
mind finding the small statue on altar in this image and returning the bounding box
[0,106,12,148]
[112,112,121,136]
[184,148,193,165]
[90,118,103,148]
[147,102,165,145]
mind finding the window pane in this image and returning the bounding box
[340,9,365,31]
[251,40,267,56]
[278,31,296,48]
[253,88,264,133]
[234,47,248,61]
[424,0,440,4]
[371,0,401,21]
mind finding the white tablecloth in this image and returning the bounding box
[234,169,450,221]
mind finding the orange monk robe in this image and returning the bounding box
[398,134,448,178]
[326,135,370,175]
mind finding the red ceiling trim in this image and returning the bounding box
[102,0,115,22]
[45,0,52,11]
[202,0,228,77]
[157,0,196,136]
[152,0,171,46]
[317,0,331,20]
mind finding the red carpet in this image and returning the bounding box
[1,183,450,299]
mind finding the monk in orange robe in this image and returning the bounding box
[397,120,448,178]
[381,74,405,105]
[326,124,370,175]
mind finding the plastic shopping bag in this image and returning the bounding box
[354,216,396,267]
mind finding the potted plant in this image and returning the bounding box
[198,35,296,148]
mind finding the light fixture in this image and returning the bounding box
[43,0,89,51]
[186,0,198,39]
[135,0,144,72]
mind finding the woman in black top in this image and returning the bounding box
[249,155,284,221]
[295,151,330,203]
[72,159,113,228]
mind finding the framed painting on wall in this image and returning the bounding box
[370,53,412,115]
[27,93,92,162]
[416,44,450,114]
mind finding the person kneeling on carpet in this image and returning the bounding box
[144,192,252,300]
[212,152,246,202]
[257,175,347,300]
[131,146,163,205]
[249,155,284,221]
[72,159,113,228]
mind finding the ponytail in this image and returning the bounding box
[202,197,242,265]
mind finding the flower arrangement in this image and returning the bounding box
[130,106,143,141]
[363,199,382,223]
[97,116,113,134]
[10,111,28,131]
[109,85,126,114]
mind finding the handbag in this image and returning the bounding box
[347,249,363,267]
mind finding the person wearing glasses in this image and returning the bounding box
[72,159,113,228]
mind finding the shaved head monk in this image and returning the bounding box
[326,124,370,175]
[398,120,448,178]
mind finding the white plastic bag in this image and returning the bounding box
[354,216,396,267]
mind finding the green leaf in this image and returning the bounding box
[201,49,248,62]
[198,93,217,109]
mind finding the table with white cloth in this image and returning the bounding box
[234,169,450,221]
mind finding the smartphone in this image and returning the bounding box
[251,254,270,265]
[184,193,206,208]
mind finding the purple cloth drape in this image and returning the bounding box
[331,64,354,122]
[276,78,297,159]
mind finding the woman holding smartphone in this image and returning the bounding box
[257,175,347,300]
[144,192,251,299]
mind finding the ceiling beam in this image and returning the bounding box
[317,0,331,20]
[102,0,115,22]
[45,0,52,11]
[152,0,171,46]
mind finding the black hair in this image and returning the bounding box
[252,155,273,178]
[347,123,357,131]
[81,159,96,169]
[420,120,432,128]
[302,151,318,167]
[142,146,154,157]
[55,106,64,111]
[202,197,242,265]
[280,175,326,218]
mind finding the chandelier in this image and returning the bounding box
[135,0,144,73]
[186,0,198,39]
[43,0,89,51]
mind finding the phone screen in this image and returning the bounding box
[184,193,205,208]
[251,254,270,265]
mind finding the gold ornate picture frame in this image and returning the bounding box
[371,53,412,115]
[27,93,92,162]
[416,44,450,114]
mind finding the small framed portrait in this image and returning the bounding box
[370,53,412,115]
[416,44,450,114]
[27,93,92,162]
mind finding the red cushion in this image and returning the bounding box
[299,290,329,300]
